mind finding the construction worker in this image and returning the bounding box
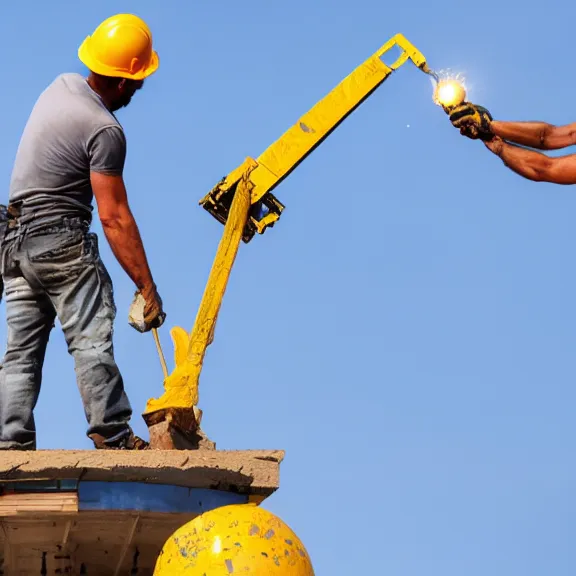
[448,102,576,184]
[0,14,165,451]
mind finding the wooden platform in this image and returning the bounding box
[0,449,284,575]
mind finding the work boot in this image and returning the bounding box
[89,429,149,450]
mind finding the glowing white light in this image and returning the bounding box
[431,70,468,108]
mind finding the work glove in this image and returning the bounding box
[448,102,494,141]
[128,283,166,333]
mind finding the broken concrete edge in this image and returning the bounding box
[0,449,285,496]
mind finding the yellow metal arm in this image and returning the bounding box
[142,171,254,438]
[143,34,433,440]
[200,33,431,242]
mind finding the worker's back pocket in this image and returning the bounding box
[26,227,85,263]
[24,227,89,289]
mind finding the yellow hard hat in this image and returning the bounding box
[78,14,159,80]
[153,503,315,575]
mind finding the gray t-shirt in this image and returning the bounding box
[9,73,126,219]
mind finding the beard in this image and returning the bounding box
[109,94,133,112]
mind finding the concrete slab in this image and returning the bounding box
[0,449,284,494]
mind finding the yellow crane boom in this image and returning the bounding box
[199,33,433,242]
[143,33,435,448]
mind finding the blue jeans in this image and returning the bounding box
[0,215,133,449]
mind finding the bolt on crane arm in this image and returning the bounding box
[199,33,433,243]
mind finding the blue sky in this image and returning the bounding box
[1,1,575,574]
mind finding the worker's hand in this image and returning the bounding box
[448,102,494,141]
[128,284,166,333]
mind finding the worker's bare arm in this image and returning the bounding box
[91,172,155,291]
[491,120,576,151]
[485,136,576,184]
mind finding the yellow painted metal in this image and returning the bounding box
[143,170,253,418]
[145,33,432,421]
[153,503,314,575]
[200,33,431,242]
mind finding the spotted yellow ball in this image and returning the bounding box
[153,503,315,575]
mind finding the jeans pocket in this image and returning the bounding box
[27,228,85,265]
[25,228,88,289]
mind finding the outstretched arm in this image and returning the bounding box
[491,120,576,151]
[485,136,576,184]
[448,103,576,150]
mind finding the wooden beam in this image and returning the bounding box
[1,521,11,575]
[0,512,209,574]
[0,493,77,517]
[114,516,139,576]
[55,521,73,575]
[61,520,71,546]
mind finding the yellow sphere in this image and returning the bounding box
[434,80,466,108]
[153,503,315,575]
